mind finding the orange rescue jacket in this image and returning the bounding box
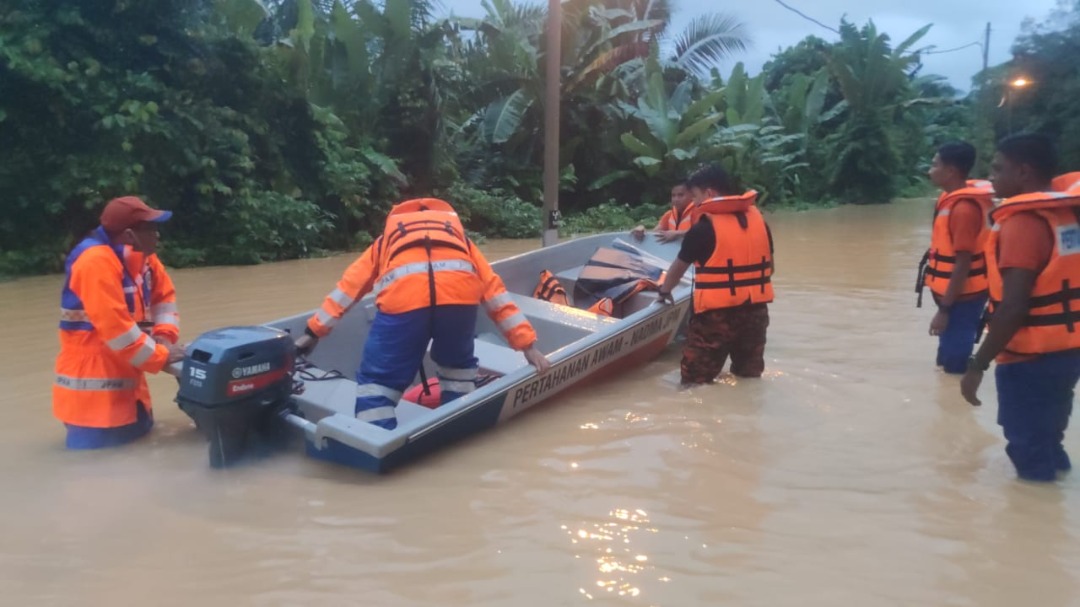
[657,206,694,232]
[307,199,537,350]
[532,269,615,316]
[986,188,1080,357]
[692,191,774,313]
[54,228,178,427]
[921,180,994,299]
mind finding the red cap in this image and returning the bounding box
[99,196,172,234]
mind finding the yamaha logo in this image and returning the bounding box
[231,362,272,378]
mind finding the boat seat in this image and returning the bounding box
[510,293,615,331]
[554,265,585,291]
[294,369,434,425]
[473,339,526,375]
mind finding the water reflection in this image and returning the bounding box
[566,508,655,600]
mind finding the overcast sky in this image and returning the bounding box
[437,0,1059,90]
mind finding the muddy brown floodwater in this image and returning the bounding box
[2,200,1079,606]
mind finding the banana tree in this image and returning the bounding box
[824,20,932,203]
[618,56,724,178]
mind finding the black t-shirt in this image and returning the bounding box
[677,218,716,266]
[677,216,775,267]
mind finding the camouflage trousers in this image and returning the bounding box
[681,304,770,384]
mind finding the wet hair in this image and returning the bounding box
[672,181,689,190]
[937,141,976,177]
[686,164,739,196]
[997,133,1058,183]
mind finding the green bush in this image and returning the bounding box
[438,183,541,239]
[560,201,668,234]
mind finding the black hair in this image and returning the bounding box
[686,164,740,196]
[997,133,1058,183]
[937,141,976,177]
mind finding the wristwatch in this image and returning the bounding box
[967,355,990,372]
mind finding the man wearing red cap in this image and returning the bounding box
[54,196,185,448]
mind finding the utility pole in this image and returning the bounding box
[541,0,561,247]
[982,22,991,73]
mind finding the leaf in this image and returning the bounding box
[483,89,533,144]
[384,0,413,41]
[214,0,269,38]
[621,132,660,157]
[673,113,722,148]
[671,148,695,161]
[670,13,750,77]
[818,100,849,123]
[292,0,316,52]
[804,68,830,126]
[330,0,368,70]
[588,170,634,191]
[893,24,932,57]
[669,80,693,114]
[633,156,662,168]
[683,89,724,122]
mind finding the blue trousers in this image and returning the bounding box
[354,305,479,429]
[937,295,988,374]
[65,401,153,449]
[996,350,1080,481]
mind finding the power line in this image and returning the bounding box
[924,41,983,55]
[772,0,840,35]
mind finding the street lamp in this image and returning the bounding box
[541,0,561,247]
[998,75,1033,134]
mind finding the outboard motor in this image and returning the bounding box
[176,326,296,468]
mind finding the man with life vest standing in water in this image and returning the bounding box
[54,196,186,449]
[962,134,1080,482]
[295,198,550,430]
[654,164,774,385]
[919,142,995,374]
[631,181,694,243]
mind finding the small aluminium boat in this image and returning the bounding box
[172,234,692,473]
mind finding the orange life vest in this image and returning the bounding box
[54,228,174,428]
[986,189,1080,357]
[692,191,774,313]
[1051,172,1080,194]
[532,269,614,316]
[658,205,694,231]
[533,270,570,305]
[373,198,481,311]
[921,180,994,299]
[307,199,537,350]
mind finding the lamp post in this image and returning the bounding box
[541,0,561,247]
[1001,76,1031,135]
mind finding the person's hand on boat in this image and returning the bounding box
[630,225,646,241]
[523,345,551,374]
[294,334,317,355]
[656,288,674,305]
[166,343,186,364]
[655,230,681,244]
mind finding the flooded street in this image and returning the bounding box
[2,200,1079,606]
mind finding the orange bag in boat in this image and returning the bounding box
[533,270,570,305]
[403,378,442,409]
[587,297,614,317]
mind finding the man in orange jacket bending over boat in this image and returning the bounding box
[54,196,186,449]
[296,198,550,430]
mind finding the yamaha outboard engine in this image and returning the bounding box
[176,326,296,468]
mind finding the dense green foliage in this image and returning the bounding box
[0,0,1074,276]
